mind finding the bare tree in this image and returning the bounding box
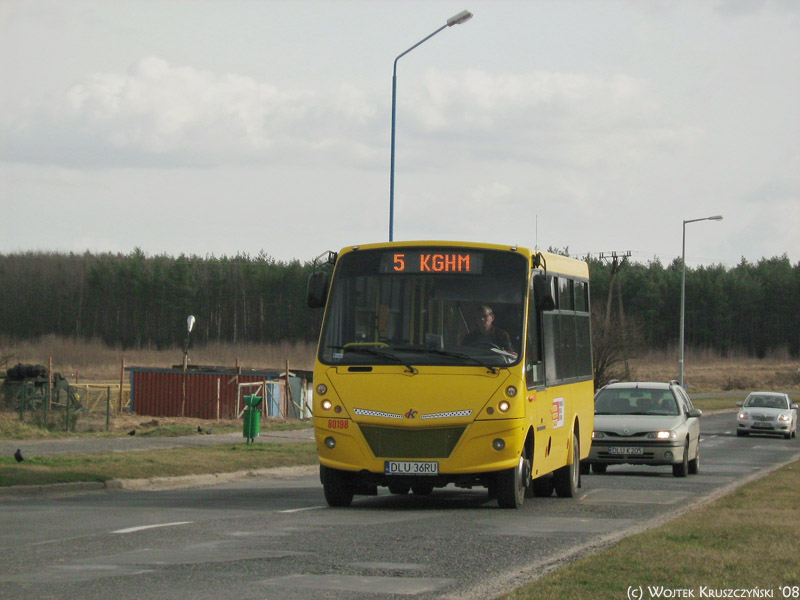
[592,300,643,389]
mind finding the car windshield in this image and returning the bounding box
[318,247,527,369]
[595,388,679,416]
[744,395,788,409]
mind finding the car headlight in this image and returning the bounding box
[647,430,677,440]
[778,414,791,422]
[737,411,749,420]
[592,431,605,439]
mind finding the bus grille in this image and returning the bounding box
[359,426,465,459]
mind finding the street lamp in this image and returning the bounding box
[679,215,722,387]
[181,314,196,417]
[389,9,473,242]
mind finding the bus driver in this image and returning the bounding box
[462,305,517,356]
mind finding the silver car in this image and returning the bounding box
[736,392,797,439]
[583,382,702,477]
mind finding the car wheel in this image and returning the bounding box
[688,445,700,475]
[592,463,607,474]
[497,456,527,508]
[320,465,354,507]
[554,432,580,498]
[673,440,689,477]
[784,432,792,440]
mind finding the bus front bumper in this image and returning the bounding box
[314,417,526,483]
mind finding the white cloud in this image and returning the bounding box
[2,56,696,175]
[1,56,385,169]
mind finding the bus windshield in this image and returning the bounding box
[318,247,527,368]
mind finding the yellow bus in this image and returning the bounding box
[307,241,593,508]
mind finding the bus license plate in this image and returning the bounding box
[608,447,643,455]
[385,461,438,476]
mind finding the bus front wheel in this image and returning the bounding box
[497,455,529,508]
[320,465,354,507]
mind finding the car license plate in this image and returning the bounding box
[608,446,644,455]
[753,423,773,429]
[384,461,438,476]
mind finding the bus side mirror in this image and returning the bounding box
[307,271,330,308]
[533,274,555,311]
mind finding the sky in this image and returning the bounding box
[1,0,798,267]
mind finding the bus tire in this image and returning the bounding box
[531,475,553,498]
[320,465,354,507]
[497,456,527,508]
[554,432,580,498]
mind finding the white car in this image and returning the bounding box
[736,392,797,439]
[584,381,702,478]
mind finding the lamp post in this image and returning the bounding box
[679,215,722,387]
[389,9,473,242]
[181,315,196,417]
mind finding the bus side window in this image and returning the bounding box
[526,272,545,388]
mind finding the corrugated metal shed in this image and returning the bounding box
[125,366,311,420]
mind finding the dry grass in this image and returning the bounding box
[503,460,800,599]
[0,410,313,439]
[0,335,317,381]
[3,337,798,393]
[628,347,800,393]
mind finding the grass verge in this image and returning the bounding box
[0,413,311,440]
[502,459,800,599]
[0,442,317,487]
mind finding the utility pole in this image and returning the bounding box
[598,251,632,379]
[598,251,631,326]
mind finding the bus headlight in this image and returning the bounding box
[321,399,332,411]
[498,400,510,413]
[316,384,328,395]
[324,436,336,449]
[492,438,506,451]
[505,386,518,398]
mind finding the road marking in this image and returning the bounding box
[278,506,325,514]
[111,521,193,534]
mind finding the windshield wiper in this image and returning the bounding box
[393,345,498,374]
[330,345,417,374]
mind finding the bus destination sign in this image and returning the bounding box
[380,251,484,274]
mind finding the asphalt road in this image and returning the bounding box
[1,411,798,600]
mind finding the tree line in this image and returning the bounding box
[0,250,797,358]
[587,253,799,358]
[0,249,320,349]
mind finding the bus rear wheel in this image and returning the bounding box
[320,465,354,507]
[497,456,529,508]
[553,432,580,498]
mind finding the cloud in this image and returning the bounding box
[400,67,699,170]
[1,56,384,169]
[1,57,690,174]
